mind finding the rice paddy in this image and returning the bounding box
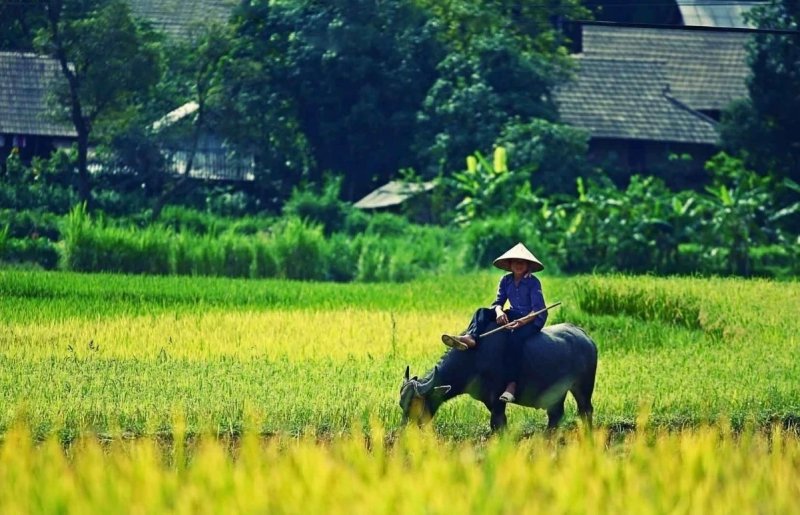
[1,270,798,512]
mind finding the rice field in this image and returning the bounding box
[1,270,799,512]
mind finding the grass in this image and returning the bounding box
[1,269,799,512]
[1,423,798,514]
[1,270,798,439]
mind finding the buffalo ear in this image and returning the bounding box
[404,366,410,381]
[434,385,452,395]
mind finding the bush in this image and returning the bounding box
[154,206,274,236]
[342,208,370,235]
[324,233,358,282]
[0,209,61,241]
[364,213,412,237]
[271,217,327,280]
[0,182,77,214]
[0,233,57,270]
[158,206,223,235]
[175,234,224,276]
[283,176,351,235]
[750,244,800,277]
[355,236,391,283]
[496,119,590,196]
[61,204,173,275]
[220,235,256,278]
[250,237,278,279]
[461,213,538,270]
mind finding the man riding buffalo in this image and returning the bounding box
[442,242,548,404]
[402,243,598,432]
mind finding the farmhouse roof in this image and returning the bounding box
[150,101,199,132]
[353,180,437,209]
[581,24,752,111]
[128,0,238,39]
[556,57,719,145]
[0,52,76,138]
[677,0,764,28]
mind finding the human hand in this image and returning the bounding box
[495,307,509,325]
[507,320,521,330]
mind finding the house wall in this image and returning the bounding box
[0,133,73,168]
[588,138,717,189]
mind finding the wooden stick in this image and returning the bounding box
[478,302,562,338]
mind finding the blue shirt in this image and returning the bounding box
[492,273,547,330]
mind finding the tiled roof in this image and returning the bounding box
[354,181,437,209]
[582,24,752,111]
[677,0,764,28]
[555,57,719,145]
[128,0,238,39]
[0,52,76,137]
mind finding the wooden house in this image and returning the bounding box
[0,52,76,166]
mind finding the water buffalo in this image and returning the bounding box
[399,323,598,431]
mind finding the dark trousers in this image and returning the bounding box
[465,308,540,385]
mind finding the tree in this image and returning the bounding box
[719,0,800,182]
[495,119,590,196]
[34,0,161,205]
[414,33,565,175]
[217,0,443,204]
[0,0,47,50]
[151,22,233,219]
[414,0,589,56]
[410,0,588,176]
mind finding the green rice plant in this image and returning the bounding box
[0,270,797,437]
[2,422,799,513]
[574,274,705,331]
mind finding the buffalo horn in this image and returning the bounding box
[413,366,440,396]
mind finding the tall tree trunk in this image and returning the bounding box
[47,0,93,208]
[76,125,91,206]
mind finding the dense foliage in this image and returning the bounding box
[1,0,798,279]
[720,0,800,183]
[2,145,798,278]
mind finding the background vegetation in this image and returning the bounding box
[1,0,798,280]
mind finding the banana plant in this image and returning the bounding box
[451,147,521,225]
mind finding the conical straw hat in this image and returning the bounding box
[493,242,544,273]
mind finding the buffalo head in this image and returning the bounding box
[399,365,451,426]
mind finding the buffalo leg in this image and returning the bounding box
[572,389,594,430]
[572,372,596,430]
[489,403,508,432]
[546,395,567,430]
